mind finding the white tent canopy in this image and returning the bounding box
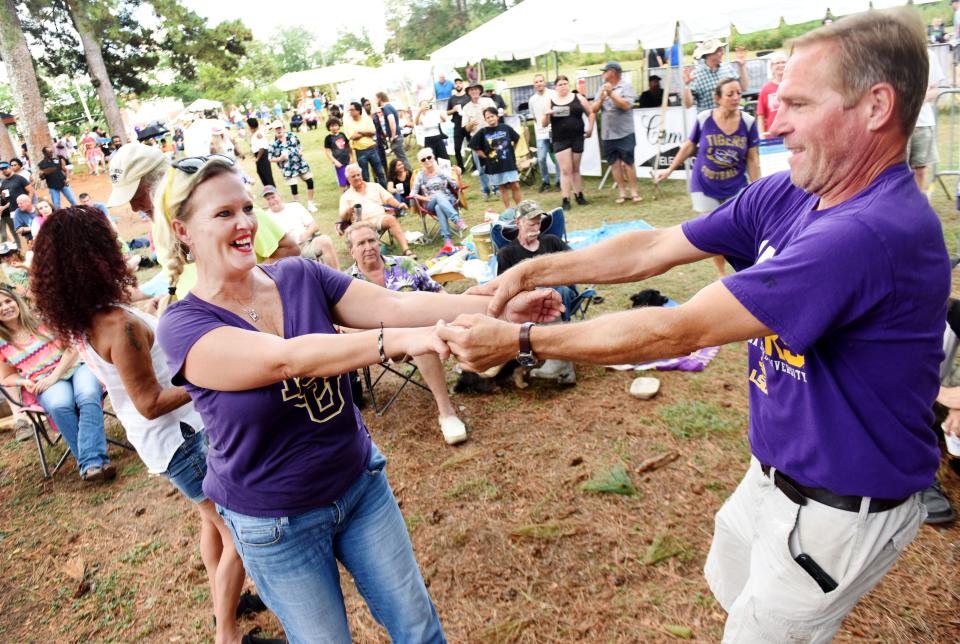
[274,64,373,92]
[430,0,937,66]
[185,98,223,113]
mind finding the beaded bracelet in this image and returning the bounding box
[378,323,387,363]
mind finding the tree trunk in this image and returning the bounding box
[0,0,52,166]
[0,120,15,160]
[66,0,125,139]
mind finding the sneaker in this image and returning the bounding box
[81,463,116,482]
[471,169,480,176]
[575,192,588,206]
[236,591,268,618]
[306,202,318,213]
[554,183,561,191]
[439,415,467,445]
[921,480,955,524]
[561,197,571,211]
[538,183,550,193]
[14,419,31,442]
[455,219,468,232]
[529,359,576,385]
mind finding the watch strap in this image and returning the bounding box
[519,322,535,355]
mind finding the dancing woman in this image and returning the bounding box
[151,154,561,642]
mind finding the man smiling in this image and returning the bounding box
[441,10,948,640]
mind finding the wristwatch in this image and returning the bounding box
[517,322,538,367]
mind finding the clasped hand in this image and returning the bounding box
[401,288,564,371]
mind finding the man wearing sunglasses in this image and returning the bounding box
[107,144,298,299]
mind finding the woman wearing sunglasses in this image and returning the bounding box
[152,154,562,642]
[411,148,466,249]
[30,205,276,644]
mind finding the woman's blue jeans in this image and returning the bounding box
[427,194,460,240]
[38,364,107,476]
[217,444,445,644]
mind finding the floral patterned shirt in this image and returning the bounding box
[348,255,442,293]
[269,132,310,178]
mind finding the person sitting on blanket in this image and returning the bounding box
[496,200,578,384]
[345,221,467,444]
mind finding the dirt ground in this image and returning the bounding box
[0,171,957,642]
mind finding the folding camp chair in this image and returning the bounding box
[405,169,467,245]
[361,360,431,417]
[1,387,133,479]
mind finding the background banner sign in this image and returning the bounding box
[633,106,697,179]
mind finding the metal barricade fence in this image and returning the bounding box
[933,88,960,200]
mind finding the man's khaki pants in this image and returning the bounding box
[705,458,924,643]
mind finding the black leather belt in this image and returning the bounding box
[760,464,907,513]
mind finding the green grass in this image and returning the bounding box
[658,400,738,440]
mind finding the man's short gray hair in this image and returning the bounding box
[345,163,362,177]
[789,7,927,137]
[344,221,378,249]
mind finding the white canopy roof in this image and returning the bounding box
[430,0,937,66]
[274,64,373,92]
[184,98,223,113]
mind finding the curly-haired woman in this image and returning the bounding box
[30,205,275,644]
[0,285,112,480]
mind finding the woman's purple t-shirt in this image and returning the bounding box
[157,258,371,518]
[689,111,759,200]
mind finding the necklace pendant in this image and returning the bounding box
[247,309,260,322]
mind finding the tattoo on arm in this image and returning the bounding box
[125,321,144,353]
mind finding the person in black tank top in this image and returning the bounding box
[544,76,596,209]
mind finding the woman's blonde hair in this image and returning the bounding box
[152,157,240,311]
[0,286,47,346]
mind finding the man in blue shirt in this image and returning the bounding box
[434,73,454,111]
[11,194,34,245]
[79,192,110,218]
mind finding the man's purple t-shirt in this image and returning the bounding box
[682,164,949,498]
[688,112,759,200]
[157,258,371,517]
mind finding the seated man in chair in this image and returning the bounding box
[262,185,340,270]
[337,163,417,258]
[497,200,579,384]
[345,222,467,444]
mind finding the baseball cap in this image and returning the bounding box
[693,39,727,59]
[0,162,9,170]
[482,80,496,92]
[417,148,435,161]
[600,61,623,73]
[106,143,168,208]
[0,242,17,256]
[515,200,546,220]
[262,184,278,197]
[649,74,662,80]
